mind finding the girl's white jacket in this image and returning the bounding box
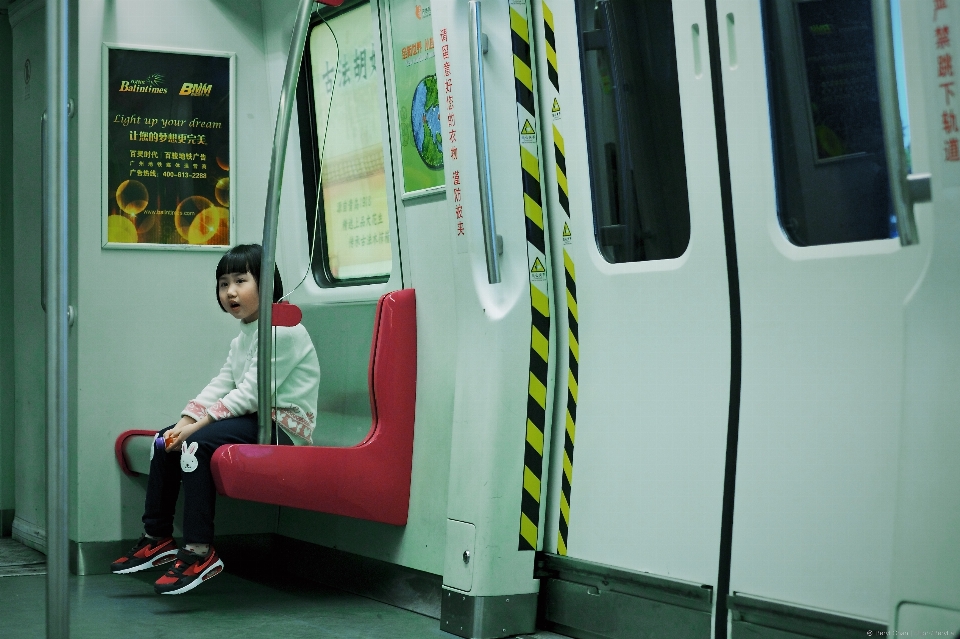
[181,319,321,445]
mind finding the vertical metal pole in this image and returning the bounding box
[258,0,315,444]
[45,0,69,635]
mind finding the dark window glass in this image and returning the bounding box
[298,1,392,287]
[763,0,898,245]
[577,0,691,263]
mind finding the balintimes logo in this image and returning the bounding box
[180,83,212,97]
[119,73,166,93]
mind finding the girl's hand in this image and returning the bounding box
[165,416,204,452]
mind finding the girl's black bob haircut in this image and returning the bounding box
[215,243,283,312]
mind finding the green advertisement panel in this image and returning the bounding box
[390,0,444,194]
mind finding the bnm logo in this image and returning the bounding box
[180,83,212,97]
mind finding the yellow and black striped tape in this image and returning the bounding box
[511,7,537,126]
[512,0,551,553]
[542,1,579,557]
[542,1,560,92]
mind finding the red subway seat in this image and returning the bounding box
[209,289,417,525]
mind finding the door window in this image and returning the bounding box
[762,0,908,246]
[577,0,691,263]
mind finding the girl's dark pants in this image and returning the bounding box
[142,413,292,544]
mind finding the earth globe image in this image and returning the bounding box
[411,75,443,169]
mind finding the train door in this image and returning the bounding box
[532,0,732,633]
[718,0,931,630]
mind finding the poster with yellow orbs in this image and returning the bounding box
[105,48,233,249]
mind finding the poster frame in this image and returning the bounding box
[101,43,237,251]
[382,0,445,199]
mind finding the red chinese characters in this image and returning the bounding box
[440,26,465,236]
[944,110,959,133]
[937,25,951,48]
[939,53,954,77]
[941,81,956,104]
[946,137,960,161]
[936,0,948,20]
[935,1,960,161]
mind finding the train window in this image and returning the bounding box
[762,0,906,246]
[298,1,393,286]
[577,0,691,263]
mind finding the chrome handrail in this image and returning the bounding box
[258,0,317,445]
[469,0,502,284]
[872,0,928,246]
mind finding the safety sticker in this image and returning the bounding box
[520,119,537,144]
[530,257,546,281]
[551,98,561,121]
[562,222,572,245]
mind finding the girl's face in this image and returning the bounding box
[218,271,259,323]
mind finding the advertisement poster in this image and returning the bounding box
[390,0,444,194]
[308,5,392,280]
[104,47,233,248]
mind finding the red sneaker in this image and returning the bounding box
[110,535,178,574]
[154,547,224,595]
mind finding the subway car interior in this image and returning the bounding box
[1,0,960,637]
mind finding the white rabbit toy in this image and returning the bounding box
[180,442,199,473]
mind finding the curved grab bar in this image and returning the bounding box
[258,0,317,445]
[872,0,927,246]
[469,0,502,284]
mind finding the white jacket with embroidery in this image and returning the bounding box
[181,319,320,445]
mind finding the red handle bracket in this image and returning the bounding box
[272,301,302,327]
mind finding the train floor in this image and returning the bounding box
[0,538,568,639]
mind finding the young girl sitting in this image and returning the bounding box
[109,243,320,595]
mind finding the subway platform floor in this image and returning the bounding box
[0,539,569,639]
